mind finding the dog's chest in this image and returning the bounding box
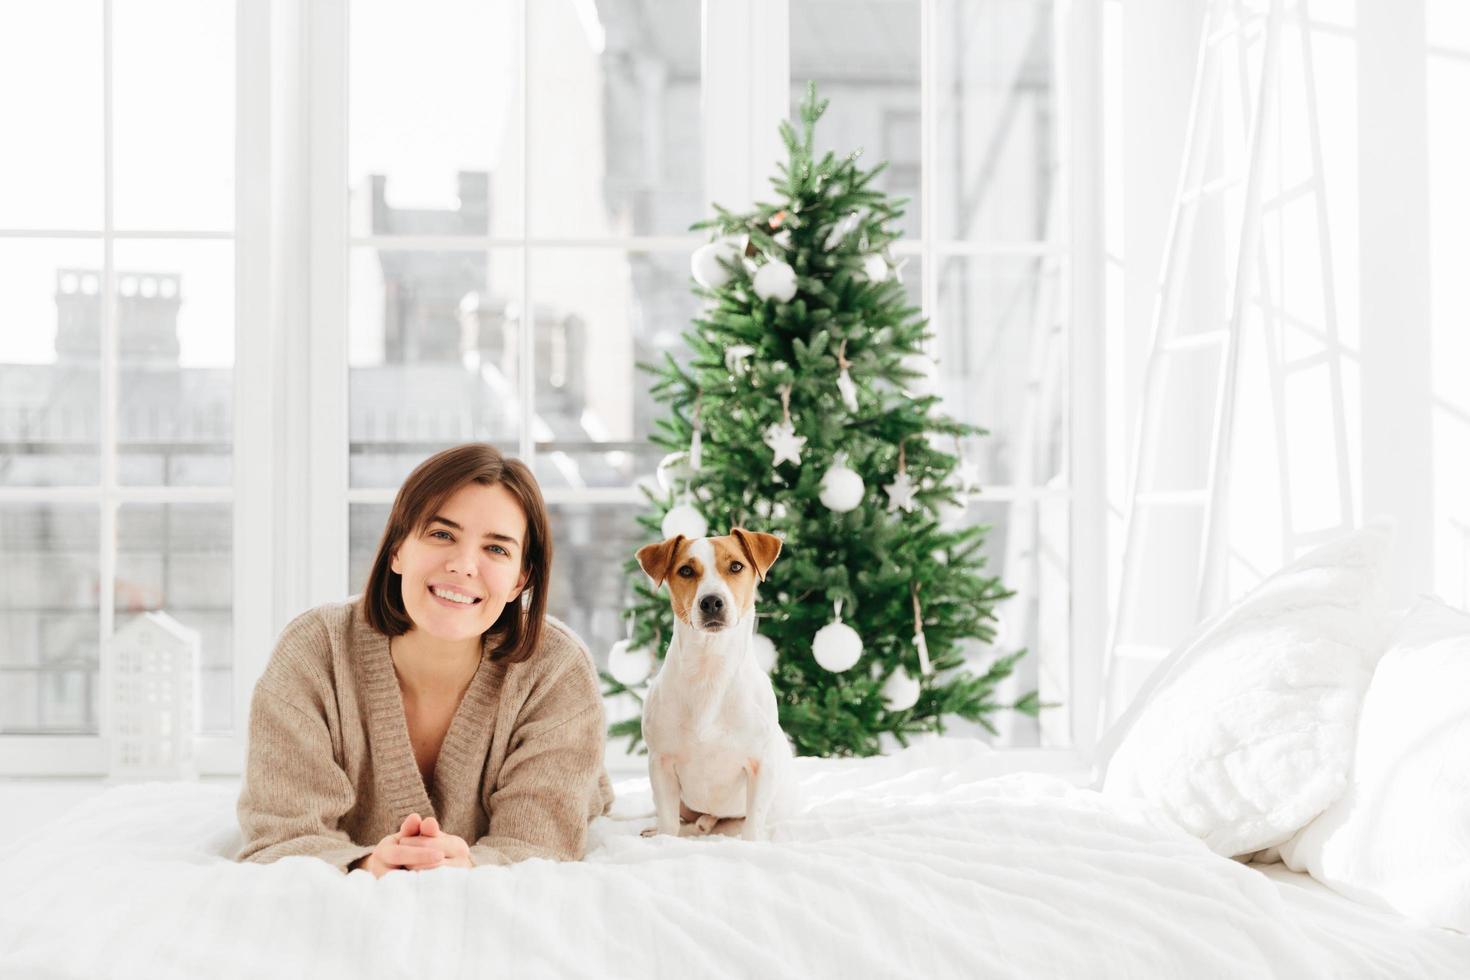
[644,667,768,753]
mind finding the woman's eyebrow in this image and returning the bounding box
[428,515,519,545]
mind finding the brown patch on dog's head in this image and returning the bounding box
[635,535,687,589]
[729,527,782,582]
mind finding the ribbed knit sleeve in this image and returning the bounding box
[468,635,613,866]
[235,612,373,873]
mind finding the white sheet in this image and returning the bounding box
[1,739,1465,979]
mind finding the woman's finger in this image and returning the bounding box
[420,817,440,837]
[400,813,422,838]
[388,843,444,867]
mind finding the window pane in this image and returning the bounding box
[934,0,1057,243]
[0,240,104,486]
[349,247,524,488]
[959,495,1070,748]
[790,0,921,241]
[528,0,703,238]
[350,0,522,238]
[935,255,1065,488]
[349,504,390,597]
[0,504,100,734]
[112,0,234,231]
[115,240,234,487]
[0,3,104,230]
[528,248,700,490]
[546,502,646,671]
[116,503,233,732]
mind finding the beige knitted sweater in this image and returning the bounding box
[235,600,615,872]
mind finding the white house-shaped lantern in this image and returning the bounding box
[107,611,200,782]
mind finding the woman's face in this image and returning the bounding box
[391,481,530,645]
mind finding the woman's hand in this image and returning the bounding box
[353,813,449,878]
[397,815,474,869]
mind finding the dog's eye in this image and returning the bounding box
[729,561,744,573]
[677,565,695,578]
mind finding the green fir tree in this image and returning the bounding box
[603,84,1043,758]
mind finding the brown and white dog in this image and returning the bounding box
[635,527,801,841]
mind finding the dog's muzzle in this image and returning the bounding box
[695,592,729,631]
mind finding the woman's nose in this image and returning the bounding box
[445,547,479,575]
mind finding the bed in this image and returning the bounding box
[1,738,1465,979]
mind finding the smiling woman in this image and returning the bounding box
[235,443,615,877]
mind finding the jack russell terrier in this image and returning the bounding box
[635,527,801,841]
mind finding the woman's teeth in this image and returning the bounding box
[430,586,480,605]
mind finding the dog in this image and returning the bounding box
[634,527,800,842]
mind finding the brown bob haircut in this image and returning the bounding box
[361,442,551,663]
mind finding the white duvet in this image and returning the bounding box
[2,740,1466,979]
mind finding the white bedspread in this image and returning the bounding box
[1,740,1466,979]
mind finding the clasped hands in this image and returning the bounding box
[355,812,474,878]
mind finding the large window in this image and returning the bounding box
[0,1,238,743]
[0,0,1098,771]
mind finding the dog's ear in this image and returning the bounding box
[635,535,686,589]
[729,527,782,582]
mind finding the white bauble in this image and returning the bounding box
[690,239,741,289]
[812,620,863,672]
[752,260,798,303]
[819,456,865,513]
[607,639,656,686]
[899,352,940,398]
[661,503,708,540]
[881,670,921,711]
[861,253,890,282]
[656,451,692,492]
[751,633,778,673]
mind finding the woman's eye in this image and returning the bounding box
[677,566,695,578]
[487,545,508,556]
[430,530,452,541]
[729,561,744,573]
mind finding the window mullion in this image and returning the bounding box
[99,0,118,748]
[306,0,350,609]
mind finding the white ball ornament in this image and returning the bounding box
[690,238,741,289]
[862,253,890,282]
[661,503,708,540]
[752,260,798,303]
[819,453,865,513]
[607,639,656,686]
[899,352,940,398]
[751,633,778,673]
[881,670,921,712]
[812,620,863,673]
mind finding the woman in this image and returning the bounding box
[236,443,614,876]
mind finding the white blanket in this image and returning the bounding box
[1,740,1466,979]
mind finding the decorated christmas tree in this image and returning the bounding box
[603,85,1042,758]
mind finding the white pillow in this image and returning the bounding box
[1275,597,1470,933]
[1099,523,1393,857]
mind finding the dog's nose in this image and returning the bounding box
[699,594,724,616]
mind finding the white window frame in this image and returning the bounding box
[0,0,273,776]
[0,0,1103,777]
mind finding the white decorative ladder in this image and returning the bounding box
[1102,0,1296,731]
